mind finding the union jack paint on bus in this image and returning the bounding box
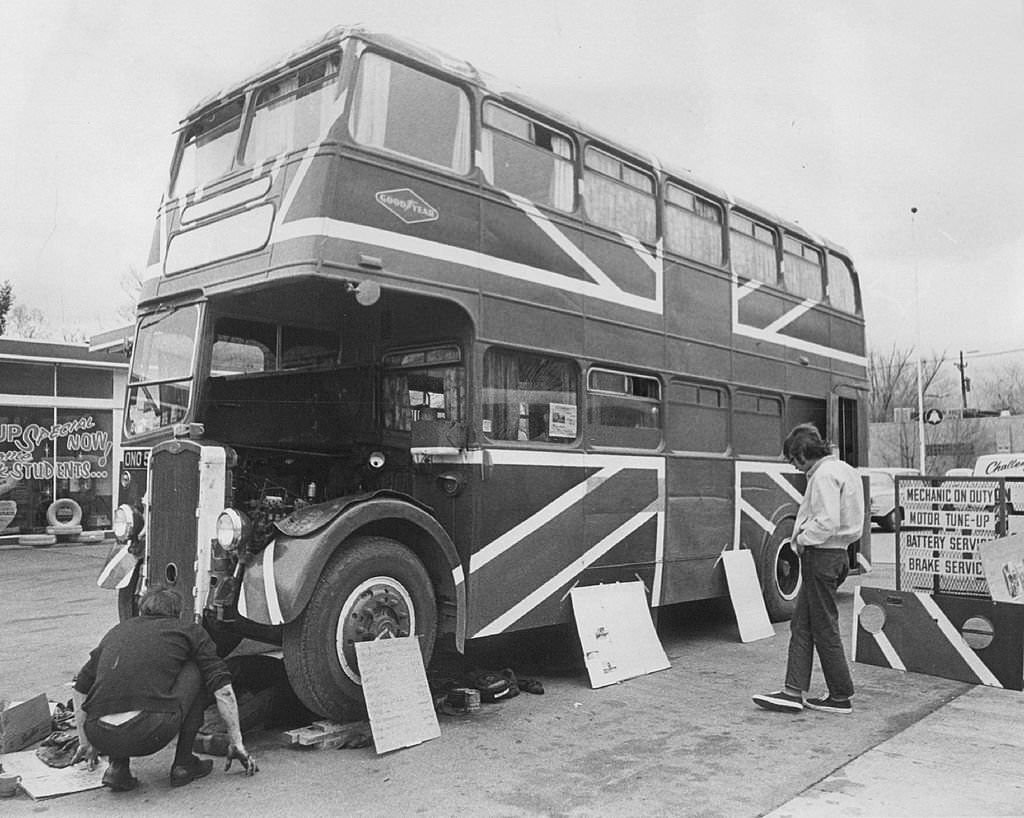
[104,26,870,721]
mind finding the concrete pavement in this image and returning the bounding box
[768,684,1024,817]
[3,533,1023,816]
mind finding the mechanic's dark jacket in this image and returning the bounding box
[74,615,231,718]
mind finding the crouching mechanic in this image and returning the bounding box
[71,585,259,791]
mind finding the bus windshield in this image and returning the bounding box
[124,304,201,438]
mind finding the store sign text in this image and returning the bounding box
[0,416,112,480]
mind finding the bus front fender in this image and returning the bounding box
[236,495,466,650]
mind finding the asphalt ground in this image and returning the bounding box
[1,534,1020,816]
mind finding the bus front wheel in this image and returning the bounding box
[282,535,437,722]
[759,519,801,622]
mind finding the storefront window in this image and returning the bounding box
[0,408,57,533]
[0,409,114,535]
[0,362,53,396]
[57,366,113,399]
[55,410,114,530]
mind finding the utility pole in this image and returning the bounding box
[954,350,973,410]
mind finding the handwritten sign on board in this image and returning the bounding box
[354,637,440,754]
[571,581,670,688]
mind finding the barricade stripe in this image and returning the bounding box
[916,592,1001,687]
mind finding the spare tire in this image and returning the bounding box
[46,498,83,527]
[19,533,58,547]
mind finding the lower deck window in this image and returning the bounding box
[586,368,661,449]
[483,348,579,442]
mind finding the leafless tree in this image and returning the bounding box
[6,304,48,339]
[869,344,951,422]
[117,265,144,323]
[973,360,1024,414]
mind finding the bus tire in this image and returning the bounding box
[759,518,801,622]
[46,498,83,527]
[282,536,437,722]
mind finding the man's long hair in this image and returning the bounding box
[783,423,831,463]
[138,585,183,618]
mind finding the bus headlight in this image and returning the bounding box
[216,509,251,552]
[113,504,140,542]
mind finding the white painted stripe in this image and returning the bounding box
[272,216,663,313]
[276,145,319,229]
[506,193,621,293]
[857,552,872,573]
[766,469,804,504]
[733,322,867,367]
[851,586,862,657]
[237,578,249,618]
[262,540,284,625]
[916,592,1001,687]
[740,499,776,536]
[735,279,763,300]
[473,504,658,637]
[469,463,622,573]
[874,630,906,671]
[762,298,817,334]
[651,504,666,607]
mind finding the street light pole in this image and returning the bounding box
[912,207,926,474]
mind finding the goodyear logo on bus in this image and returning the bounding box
[375,188,439,224]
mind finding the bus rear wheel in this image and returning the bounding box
[282,536,437,722]
[759,518,801,622]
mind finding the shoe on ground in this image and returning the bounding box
[170,755,214,787]
[805,695,852,714]
[752,690,804,712]
[102,762,139,792]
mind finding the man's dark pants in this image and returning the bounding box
[785,548,854,699]
[85,662,210,765]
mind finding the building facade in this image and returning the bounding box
[0,331,129,541]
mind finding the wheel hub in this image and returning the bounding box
[336,577,415,683]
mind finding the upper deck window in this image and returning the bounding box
[827,253,859,314]
[243,54,342,164]
[730,213,779,286]
[782,235,824,300]
[172,98,244,197]
[350,52,470,173]
[583,147,656,242]
[664,183,724,266]
[480,103,574,211]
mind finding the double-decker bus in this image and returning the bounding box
[104,25,870,720]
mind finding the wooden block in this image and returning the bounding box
[0,694,52,754]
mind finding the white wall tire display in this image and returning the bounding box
[46,498,83,528]
[19,533,58,547]
[46,524,83,537]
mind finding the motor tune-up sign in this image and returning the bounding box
[896,475,1007,596]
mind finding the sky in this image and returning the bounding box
[2,0,1023,379]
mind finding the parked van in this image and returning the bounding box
[973,454,1024,513]
[861,467,920,531]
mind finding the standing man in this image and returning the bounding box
[753,423,865,715]
[71,585,259,791]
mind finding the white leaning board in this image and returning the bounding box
[571,581,670,688]
[354,637,440,754]
[721,549,776,642]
